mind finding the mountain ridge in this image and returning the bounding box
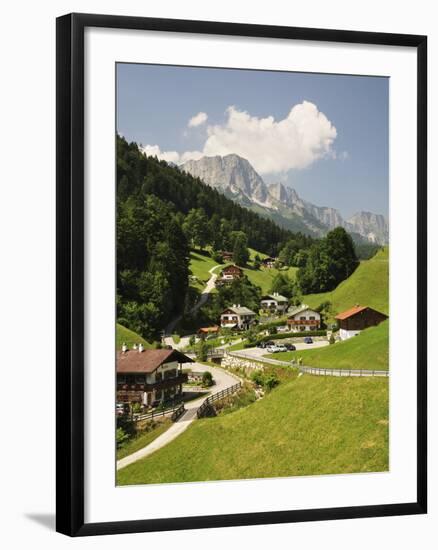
[181,154,388,244]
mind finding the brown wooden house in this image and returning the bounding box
[117,347,192,407]
[260,257,279,269]
[215,264,244,286]
[197,326,220,338]
[335,305,388,340]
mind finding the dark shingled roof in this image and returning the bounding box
[117,348,193,374]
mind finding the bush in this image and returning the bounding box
[116,427,129,449]
[250,370,265,386]
[202,371,214,387]
[264,374,280,390]
[329,333,336,345]
[250,370,279,391]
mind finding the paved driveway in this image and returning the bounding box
[234,340,329,360]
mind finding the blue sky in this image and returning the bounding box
[117,63,388,219]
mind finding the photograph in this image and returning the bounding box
[115,63,390,486]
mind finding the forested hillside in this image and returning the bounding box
[116,136,313,339]
[117,137,313,256]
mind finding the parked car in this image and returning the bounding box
[256,341,267,348]
[266,344,280,353]
[276,344,288,352]
[265,340,275,346]
[284,343,296,351]
[304,336,313,344]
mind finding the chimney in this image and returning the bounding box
[233,303,237,308]
[133,343,137,350]
[238,304,241,308]
[138,343,144,353]
[122,342,128,353]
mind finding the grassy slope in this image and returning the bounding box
[267,320,389,371]
[189,248,297,295]
[116,323,151,350]
[189,250,220,290]
[117,375,388,485]
[117,419,172,460]
[242,265,298,294]
[304,248,389,316]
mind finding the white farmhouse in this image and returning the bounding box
[287,304,321,332]
[260,293,289,314]
[220,304,257,330]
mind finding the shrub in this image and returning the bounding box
[264,374,280,390]
[116,427,129,448]
[250,370,265,386]
[202,371,214,387]
[329,333,336,345]
[250,370,279,391]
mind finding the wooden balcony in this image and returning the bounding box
[117,373,188,392]
[287,319,320,326]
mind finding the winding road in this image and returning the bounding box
[163,264,220,349]
[117,362,238,470]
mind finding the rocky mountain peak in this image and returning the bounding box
[180,154,388,244]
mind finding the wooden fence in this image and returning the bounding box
[134,401,186,423]
[299,366,389,377]
[197,382,241,418]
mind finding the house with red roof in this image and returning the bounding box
[117,347,192,407]
[335,305,388,340]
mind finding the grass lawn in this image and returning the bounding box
[266,320,389,371]
[226,339,248,351]
[117,375,388,485]
[189,250,220,290]
[117,419,172,460]
[116,323,152,350]
[242,265,298,294]
[303,248,389,318]
[189,247,297,295]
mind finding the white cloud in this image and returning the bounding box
[188,111,208,127]
[141,145,181,164]
[141,145,203,164]
[142,101,337,174]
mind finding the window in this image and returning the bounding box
[135,375,145,384]
[155,372,162,382]
[118,375,126,384]
[300,316,306,320]
[309,316,315,320]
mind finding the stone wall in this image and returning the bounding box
[221,354,265,376]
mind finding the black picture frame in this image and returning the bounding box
[56,12,427,537]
